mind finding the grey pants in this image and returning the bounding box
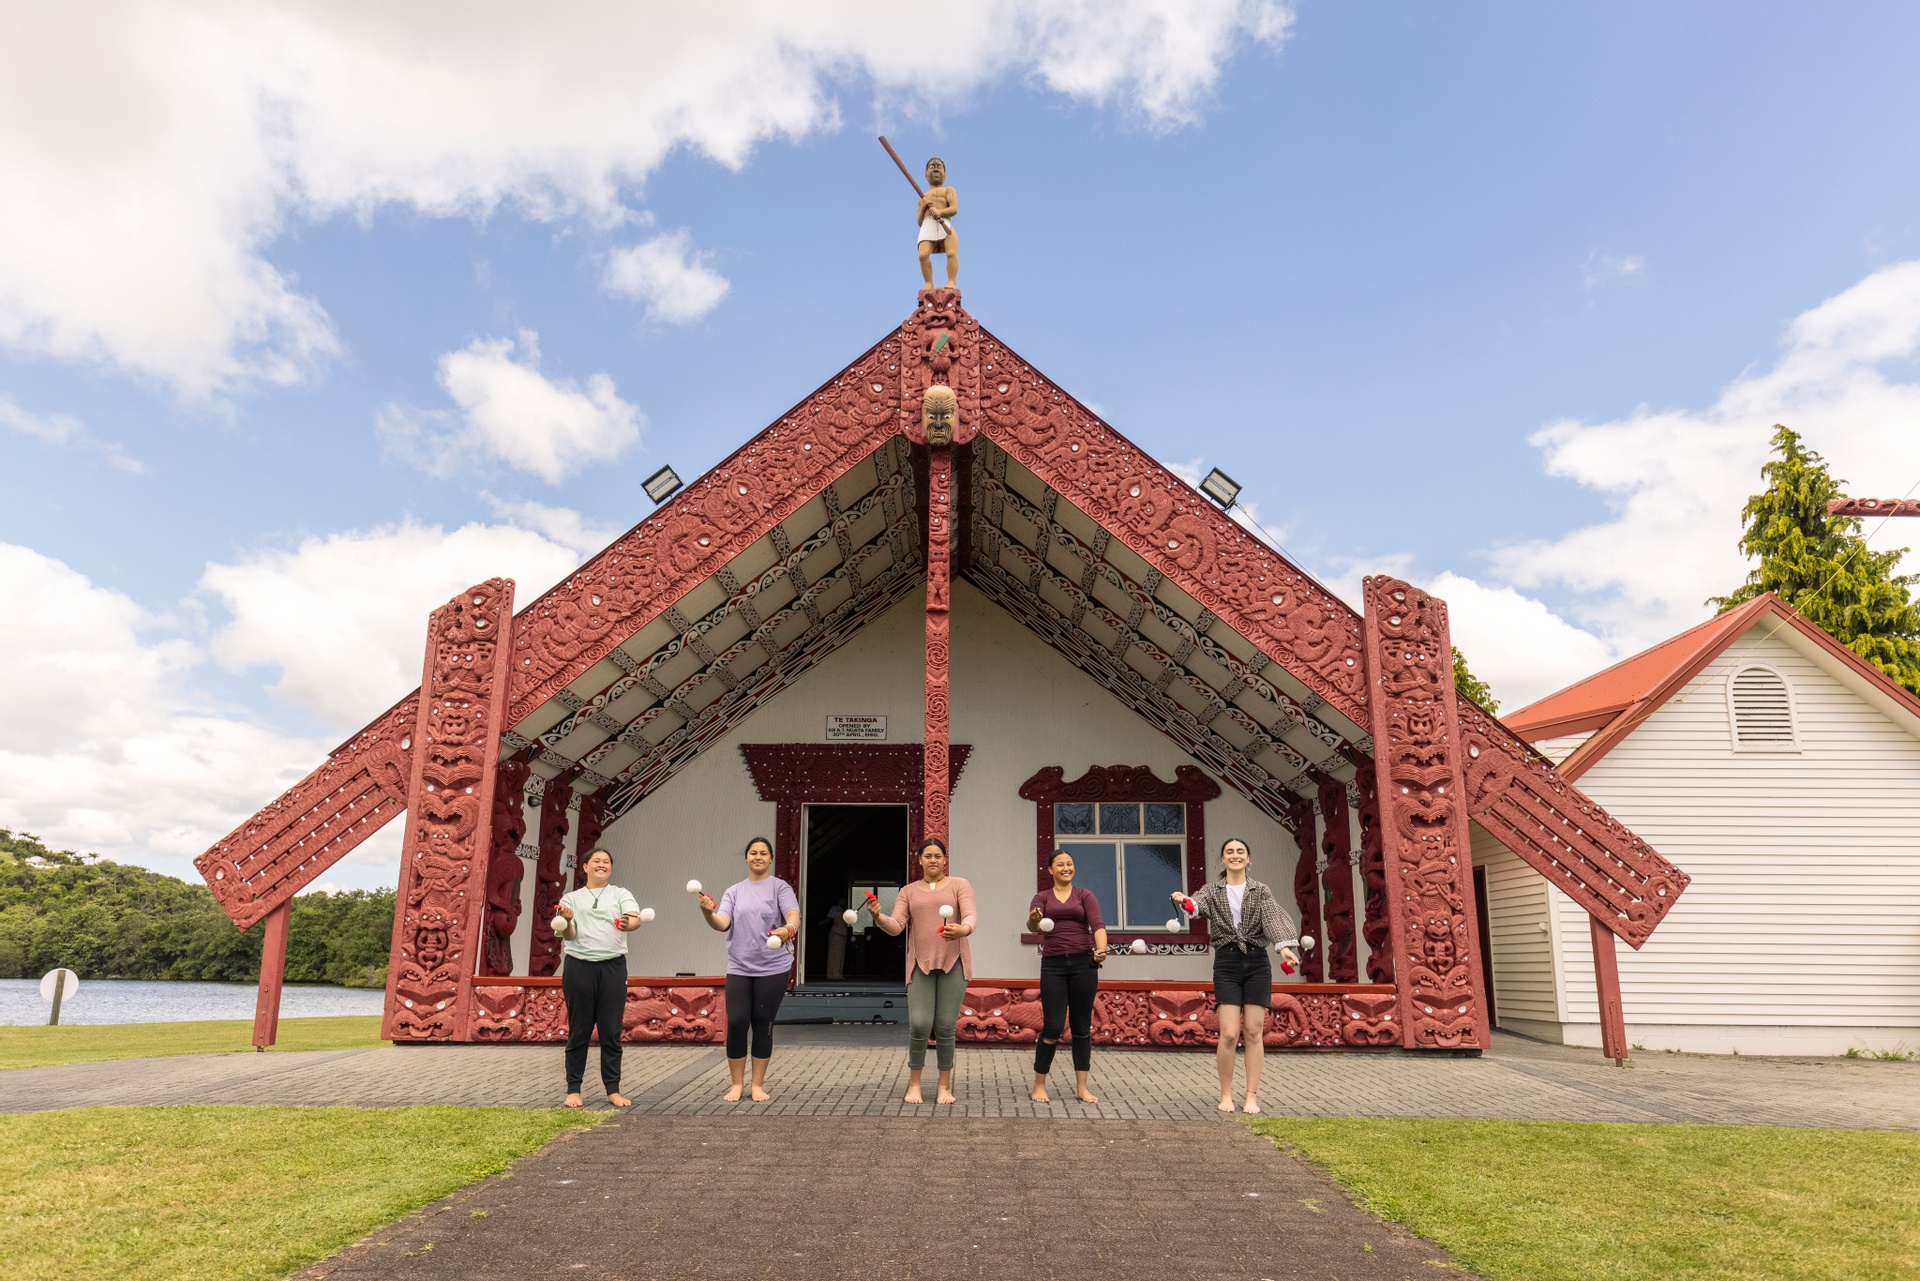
[907,963,968,1071]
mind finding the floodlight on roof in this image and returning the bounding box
[1200,467,1241,510]
[643,465,684,505]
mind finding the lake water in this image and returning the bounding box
[0,979,385,1026]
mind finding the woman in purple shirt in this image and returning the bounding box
[1025,847,1108,1103]
[696,836,800,1102]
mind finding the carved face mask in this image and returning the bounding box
[922,385,958,446]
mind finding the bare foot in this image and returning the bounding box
[1242,1096,1262,1115]
[1076,1090,1100,1104]
[608,1093,631,1109]
[564,1093,584,1109]
[937,1087,957,1105]
[1218,1096,1236,1113]
[1030,1087,1050,1103]
[904,1085,924,1104]
[751,1087,772,1103]
[722,1084,744,1102]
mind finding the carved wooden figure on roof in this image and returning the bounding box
[917,157,958,290]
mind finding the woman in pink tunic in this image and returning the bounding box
[871,836,977,1104]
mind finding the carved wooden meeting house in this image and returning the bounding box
[197,289,1691,1062]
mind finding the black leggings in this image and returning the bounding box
[562,954,627,1095]
[1034,951,1097,1074]
[725,972,787,1060]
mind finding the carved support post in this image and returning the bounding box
[251,901,290,1048]
[382,578,516,1042]
[1591,915,1630,1065]
[1286,795,1324,982]
[1355,767,1394,984]
[1317,775,1358,983]
[1361,576,1489,1050]
[923,442,953,849]
[572,790,610,891]
[481,758,530,977]
[527,780,572,977]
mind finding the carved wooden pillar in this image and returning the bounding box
[382,578,516,1042]
[481,757,530,977]
[251,901,290,1048]
[1354,766,1394,984]
[1317,775,1358,983]
[527,780,572,977]
[924,442,953,846]
[571,790,610,892]
[1591,916,1630,1064]
[1360,576,1489,1050]
[1286,794,1324,982]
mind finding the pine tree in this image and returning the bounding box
[1710,425,1920,694]
[1452,646,1499,714]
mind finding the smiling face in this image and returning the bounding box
[584,849,613,886]
[1220,840,1251,875]
[743,840,774,877]
[1049,849,1075,886]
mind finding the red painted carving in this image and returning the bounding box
[1317,775,1358,983]
[950,980,1396,1050]
[466,978,726,1044]
[955,985,1044,1043]
[527,781,571,977]
[1144,989,1216,1046]
[1354,766,1394,984]
[481,758,530,977]
[1016,764,1220,948]
[1361,576,1487,1050]
[572,790,609,892]
[740,743,973,889]
[899,288,981,438]
[382,578,515,1042]
[923,444,954,845]
[1828,496,1920,517]
[1287,794,1324,982]
[196,698,415,929]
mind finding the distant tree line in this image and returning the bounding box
[0,829,393,987]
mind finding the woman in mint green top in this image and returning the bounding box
[554,849,643,1108]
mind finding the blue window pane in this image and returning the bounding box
[1123,843,1184,929]
[1060,842,1119,931]
[1055,803,1094,835]
[1144,803,1185,835]
[1098,803,1141,834]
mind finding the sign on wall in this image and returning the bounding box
[825,715,888,741]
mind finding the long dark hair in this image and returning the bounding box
[918,836,948,860]
[1218,836,1251,880]
[742,836,774,858]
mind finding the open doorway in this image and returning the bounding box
[804,804,908,986]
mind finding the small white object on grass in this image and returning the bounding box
[686,879,703,894]
[638,907,655,923]
[1038,918,1055,933]
[842,909,859,926]
[766,932,785,950]
[1129,938,1148,955]
[550,914,568,935]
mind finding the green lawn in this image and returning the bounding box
[1253,1117,1920,1281]
[0,1015,384,1072]
[0,1105,599,1281]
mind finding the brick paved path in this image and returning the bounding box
[295,1116,1461,1281]
[3,1027,1916,1127]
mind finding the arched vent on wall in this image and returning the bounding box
[1729,665,1795,747]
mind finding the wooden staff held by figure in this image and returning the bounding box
[880,135,957,290]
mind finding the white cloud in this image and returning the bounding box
[0,395,144,472]
[0,3,1291,398]
[379,330,644,484]
[1490,259,1920,658]
[199,515,592,727]
[1582,252,1647,288]
[480,493,626,558]
[603,230,731,323]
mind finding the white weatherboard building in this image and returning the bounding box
[1483,593,1920,1057]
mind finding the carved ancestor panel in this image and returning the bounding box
[480,758,530,977]
[527,781,572,977]
[195,699,416,929]
[1361,577,1488,1050]
[466,981,726,1044]
[382,579,515,1043]
[1287,795,1324,982]
[1458,701,1690,947]
[953,982,1397,1050]
[1354,766,1395,984]
[572,791,610,892]
[923,445,954,843]
[1317,776,1358,983]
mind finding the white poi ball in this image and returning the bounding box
[1302,934,1316,950]
[1038,918,1055,933]
[686,879,703,894]
[842,909,858,926]
[1129,938,1148,954]
[549,914,568,935]
[939,904,954,919]
[1164,918,1181,932]
[766,932,784,949]
[638,907,655,923]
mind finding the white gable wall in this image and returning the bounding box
[1502,624,1920,1056]
[594,579,1299,983]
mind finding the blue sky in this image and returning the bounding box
[6,2,1920,887]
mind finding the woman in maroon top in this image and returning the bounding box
[1025,848,1108,1103]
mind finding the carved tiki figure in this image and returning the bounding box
[917,157,958,289]
[922,383,958,446]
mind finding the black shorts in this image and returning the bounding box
[1213,944,1273,1009]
